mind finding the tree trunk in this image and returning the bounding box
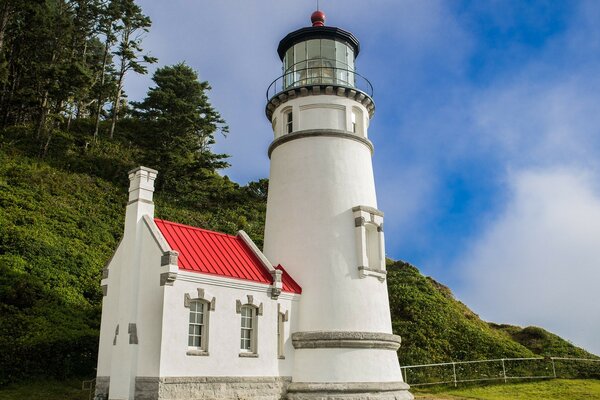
[36,91,49,140]
[93,33,112,140]
[108,79,122,139]
[0,1,12,53]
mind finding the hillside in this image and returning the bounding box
[386,261,597,366]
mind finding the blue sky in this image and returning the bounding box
[126,1,600,355]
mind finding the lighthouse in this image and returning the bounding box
[263,11,413,400]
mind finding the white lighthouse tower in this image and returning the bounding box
[263,11,413,400]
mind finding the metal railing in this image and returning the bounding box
[400,356,600,387]
[82,377,96,400]
[266,67,373,101]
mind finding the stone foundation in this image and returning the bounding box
[94,376,110,400]
[286,382,413,400]
[95,376,412,400]
[136,376,292,400]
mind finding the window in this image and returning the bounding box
[285,109,293,134]
[351,107,363,135]
[240,305,256,353]
[188,300,208,351]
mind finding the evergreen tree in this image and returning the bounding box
[132,62,229,198]
[108,0,155,139]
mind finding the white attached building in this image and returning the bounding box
[95,10,412,400]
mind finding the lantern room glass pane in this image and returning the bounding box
[294,42,306,63]
[307,39,320,60]
[285,47,294,72]
[322,39,335,61]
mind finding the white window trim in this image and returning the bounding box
[184,288,215,356]
[236,295,263,357]
[352,205,386,281]
[283,107,293,135]
[277,304,289,359]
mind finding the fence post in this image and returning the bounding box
[501,359,507,383]
[452,362,457,387]
[551,357,557,378]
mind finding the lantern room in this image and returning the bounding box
[276,11,360,90]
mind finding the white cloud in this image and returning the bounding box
[457,168,600,355]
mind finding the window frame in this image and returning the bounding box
[285,108,293,134]
[277,311,285,359]
[188,299,209,351]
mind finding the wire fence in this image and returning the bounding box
[400,356,600,387]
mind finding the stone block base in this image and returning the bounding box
[94,376,109,400]
[138,376,291,400]
[286,382,413,400]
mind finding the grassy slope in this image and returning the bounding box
[387,261,597,366]
[414,379,600,400]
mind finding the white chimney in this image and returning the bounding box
[124,166,158,235]
[128,166,158,204]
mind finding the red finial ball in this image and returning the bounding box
[311,10,326,27]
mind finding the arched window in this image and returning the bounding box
[188,300,209,352]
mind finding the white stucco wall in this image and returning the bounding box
[133,225,167,377]
[293,349,402,382]
[264,135,392,333]
[96,242,124,376]
[271,95,370,138]
[159,271,299,378]
[263,96,402,384]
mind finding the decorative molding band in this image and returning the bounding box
[136,376,292,384]
[127,198,154,206]
[186,350,209,357]
[160,271,177,286]
[239,352,259,358]
[268,129,374,158]
[292,331,402,351]
[266,84,375,120]
[358,266,387,282]
[352,205,384,217]
[287,381,411,394]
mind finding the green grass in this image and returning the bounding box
[1,378,599,400]
[413,379,600,399]
[0,378,90,400]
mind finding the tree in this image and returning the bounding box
[132,62,229,197]
[108,0,155,139]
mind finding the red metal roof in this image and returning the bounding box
[276,265,303,294]
[154,219,301,294]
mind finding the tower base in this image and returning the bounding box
[287,382,413,400]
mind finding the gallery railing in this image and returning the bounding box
[267,66,374,101]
